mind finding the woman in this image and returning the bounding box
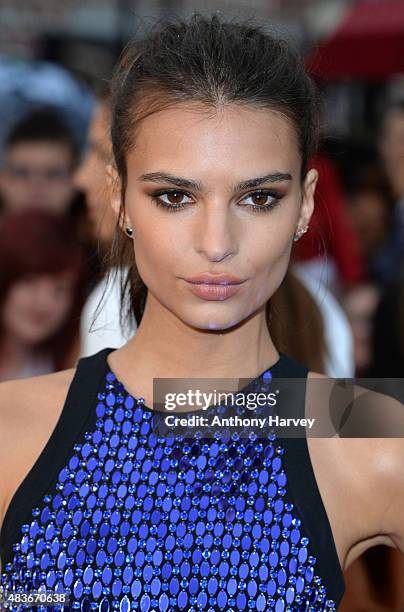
[76,88,330,377]
[0,209,88,380]
[0,15,403,611]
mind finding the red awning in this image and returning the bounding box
[306,0,404,81]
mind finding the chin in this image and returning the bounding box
[20,328,53,345]
[183,312,245,332]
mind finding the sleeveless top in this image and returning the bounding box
[0,348,345,611]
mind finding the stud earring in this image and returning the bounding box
[125,226,134,238]
[293,225,308,242]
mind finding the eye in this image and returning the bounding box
[150,188,283,213]
[10,166,31,180]
[46,168,70,181]
[241,189,282,212]
[152,190,194,211]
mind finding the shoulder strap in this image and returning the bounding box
[276,351,309,379]
[275,355,346,605]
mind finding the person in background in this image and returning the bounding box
[0,209,88,380]
[341,282,381,377]
[338,168,394,378]
[74,92,135,358]
[374,100,404,287]
[0,106,107,324]
[0,108,79,216]
[369,261,404,378]
[346,167,394,283]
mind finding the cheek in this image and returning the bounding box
[54,297,71,318]
[132,243,162,293]
[133,220,183,283]
[4,287,32,314]
[57,183,73,195]
[243,229,293,307]
[1,290,31,332]
[52,289,74,316]
[247,218,293,273]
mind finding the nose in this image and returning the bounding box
[34,280,52,307]
[194,201,238,262]
[29,173,49,189]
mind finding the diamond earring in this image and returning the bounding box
[293,225,308,242]
[125,226,134,238]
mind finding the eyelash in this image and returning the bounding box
[151,188,283,213]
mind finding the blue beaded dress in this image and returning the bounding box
[0,347,345,611]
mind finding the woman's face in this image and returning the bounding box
[74,103,116,244]
[2,271,76,345]
[117,103,317,331]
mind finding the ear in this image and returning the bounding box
[298,167,318,229]
[106,163,132,232]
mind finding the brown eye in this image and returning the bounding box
[166,192,185,204]
[241,190,282,213]
[250,193,269,206]
[244,190,280,205]
[153,191,193,209]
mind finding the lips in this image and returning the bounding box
[185,272,244,285]
[183,273,246,301]
[28,312,50,326]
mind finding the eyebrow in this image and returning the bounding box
[139,171,292,192]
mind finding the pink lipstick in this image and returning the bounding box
[183,272,246,301]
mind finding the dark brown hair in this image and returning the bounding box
[107,13,321,340]
[269,269,327,373]
[5,107,80,168]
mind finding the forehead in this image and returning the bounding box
[127,102,300,177]
[7,141,72,163]
[15,268,76,285]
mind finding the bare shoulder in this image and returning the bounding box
[306,370,404,563]
[307,368,404,439]
[0,366,76,401]
[0,368,77,529]
[0,368,77,445]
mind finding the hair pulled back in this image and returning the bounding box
[106,13,320,330]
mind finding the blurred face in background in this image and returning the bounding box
[380,109,404,199]
[0,141,75,214]
[74,103,116,244]
[342,284,380,374]
[2,271,76,345]
[1,271,76,346]
[347,189,390,257]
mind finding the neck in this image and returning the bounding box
[114,292,279,381]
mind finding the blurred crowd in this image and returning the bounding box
[0,40,404,610]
